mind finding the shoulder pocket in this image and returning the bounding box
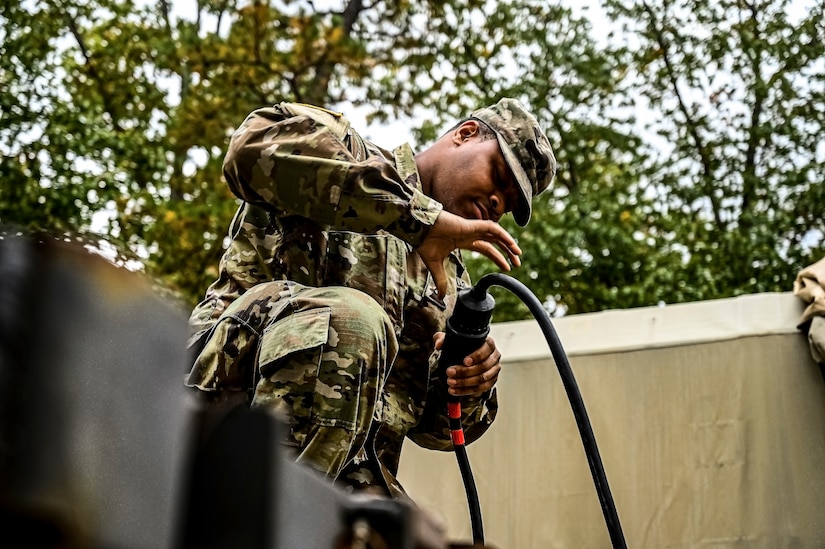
[324,232,406,334]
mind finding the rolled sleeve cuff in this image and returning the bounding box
[399,189,442,247]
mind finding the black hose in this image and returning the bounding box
[473,272,628,548]
[450,405,484,545]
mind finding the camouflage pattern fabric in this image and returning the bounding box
[188,102,498,497]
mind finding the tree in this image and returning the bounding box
[3,0,821,322]
[3,0,645,320]
[600,0,825,302]
[469,0,825,319]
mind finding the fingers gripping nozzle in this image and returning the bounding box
[437,286,496,398]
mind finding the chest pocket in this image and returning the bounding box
[323,231,407,334]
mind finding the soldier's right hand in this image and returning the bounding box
[415,210,521,298]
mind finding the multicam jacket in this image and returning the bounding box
[188,102,498,494]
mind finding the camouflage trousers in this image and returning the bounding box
[187,281,399,492]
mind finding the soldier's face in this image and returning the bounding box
[431,132,520,224]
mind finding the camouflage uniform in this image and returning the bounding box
[187,102,498,497]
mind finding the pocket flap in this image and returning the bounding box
[259,307,331,367]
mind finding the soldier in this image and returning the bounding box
[186,98,556,497]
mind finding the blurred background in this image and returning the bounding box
[2,0,823,321]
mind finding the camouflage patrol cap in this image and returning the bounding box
[470,98,556,226]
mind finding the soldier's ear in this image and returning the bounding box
[453,120,479,145]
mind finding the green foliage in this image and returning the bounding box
[2,0,823,322]
[602,0,825,301]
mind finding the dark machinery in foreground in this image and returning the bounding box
[0,234,449,549]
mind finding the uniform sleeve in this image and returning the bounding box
[406,365,499,451]
[222,106,442,247]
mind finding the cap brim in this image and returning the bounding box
[495,133,532,226]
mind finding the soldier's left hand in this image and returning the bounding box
[433,333,501,397]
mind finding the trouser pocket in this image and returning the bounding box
[255,306,363,440]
